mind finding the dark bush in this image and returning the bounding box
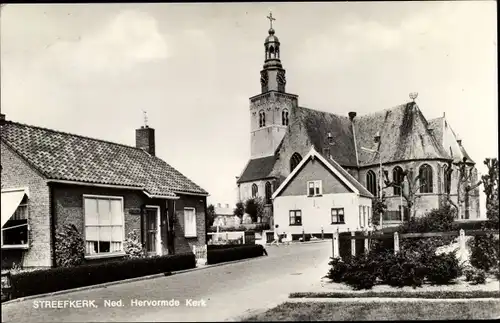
[400,205,455,234]
[326,257,347,283]
[383,251,427,288]
[341,254,377,290]
[468,233,499,272]
[10,253,196,299]
[426,252,460,285]
[207,244,265,265]
[55,224,85,267]
[464,267,487,285]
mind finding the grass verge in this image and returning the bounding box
[243,300,500,321]
[289,290,500,299]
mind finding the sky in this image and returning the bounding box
[1,2,497,213]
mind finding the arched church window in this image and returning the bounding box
[443,164,452,194]
[259,110,266,127]
[366,170,378,197]
[252,184,258,198]
[392,166,404,196]
[290,153,302,173]
[265,181,272,204]
[282,109,289,126]
[419,164,433,193]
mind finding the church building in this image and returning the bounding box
[236,15,481,227]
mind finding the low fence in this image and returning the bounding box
[207,231,256,245]
[334,228,498,261]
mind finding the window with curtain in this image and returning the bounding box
[307,180,322,196]
[331,208,345,224]
[184,207,197,237]
[84,196,124,256]
[2,196,29,247]
[366,170,378,196]
[419,164,433,193]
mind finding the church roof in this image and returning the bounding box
[427,116,474,164]
[1,121,209,197]
[354,102,451,166]
[297,107,358,167]
[237,155,277,184]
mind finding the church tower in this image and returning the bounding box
[249,13,299,159]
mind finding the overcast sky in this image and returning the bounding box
[1,2,497,212]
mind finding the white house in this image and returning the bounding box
[272,146,375,238]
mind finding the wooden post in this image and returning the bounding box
[333,231,340,258]
[351,231,356,256]
[302,227,306,242]
[243,232,246,245]
[394,232,400,254]
[364,230,369,253]
[459,229,466,262]
[321,226,324,240]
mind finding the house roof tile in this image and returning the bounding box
[237,155,277,183]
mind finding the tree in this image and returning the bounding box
[233,201,245,218]
[244,197,265,223]
[383,167,427,219]
[371,192,387,226]
[206,204,216,228]
[482,158,499,223]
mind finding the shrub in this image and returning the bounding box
[326,257,347,283]
[124,230,146,259]
[380,251,427,288]
[341,254,377,290]
[244,197,265,223]
[426,252,460,285]
[10,253,195,299]
[207,244,265,265]
[55,224,85,268]
[400,205,455,234]
[464,267,487,285]
[468,233,499,272]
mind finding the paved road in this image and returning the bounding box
[1,241,332,322]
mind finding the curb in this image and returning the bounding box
[264,239,329,246]
[2,255,265,305]
[286,297,500,303]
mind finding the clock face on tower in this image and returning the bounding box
[277,71,286,86]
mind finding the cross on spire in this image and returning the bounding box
[267,11,276,29]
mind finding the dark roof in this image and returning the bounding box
[354,102,450,166]
[297,107,358,167]
[428,116,474,164]
[1,121,208,197]
[237,155,277,183]
[323,155,373,198]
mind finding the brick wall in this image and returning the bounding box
[172,194,206,254]
[1,142,52,268]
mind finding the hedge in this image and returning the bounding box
[207,244,265,265]
[10,253,195,299]
[289,290,500,299]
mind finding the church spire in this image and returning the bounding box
[260,11,286,93]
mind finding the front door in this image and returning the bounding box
[145,206,162,256]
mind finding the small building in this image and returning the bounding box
[212,203,234,227]
[272,146,374,238]
[1,114,209,269]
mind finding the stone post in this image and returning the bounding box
[351,231,356,256]
[394,232,400,254]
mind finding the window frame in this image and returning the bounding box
[307,180,322,197]
[251,183,259,198]
[183,207,197,238]
[265,181,272,204]
[366,170,378,197]
[289,210,302,226]
[1,202,30,249]
[83,194,126,259]
[331,208,345,224]
[392,166,404,196]
[419,164,434,194]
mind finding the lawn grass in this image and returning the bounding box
[289,290,500,299]
[244,300,500,321]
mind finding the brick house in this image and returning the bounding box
[237,22,481,223]
[1,113,208,269]
[272,146,374,238]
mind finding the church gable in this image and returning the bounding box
[279,158,353,197]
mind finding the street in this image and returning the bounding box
[1,241,331,322]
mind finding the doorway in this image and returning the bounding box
[145,206,162,256]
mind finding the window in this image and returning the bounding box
[307,180,322,196]
[392,166,404,196]
[289,210,302,226]
[359,206,362,227]
[290,152,302,172]
[259,110,266,127]
[184,207,197,237]
[331,208,345,224]
[265,181,272,204]
[366,170,378,197]
[2,197,29,247]
[84,196,124,256]
[367,206,371,226]
[419,164,433,193]
[282,109,289,126]
[252,184,258,198]
[444,164,452,194]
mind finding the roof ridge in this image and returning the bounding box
[357,102,409,119]
[3,120,148,153]
[298,106,350,119]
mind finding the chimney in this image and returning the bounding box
[0,113,5,124]
[135,125,156,156]
[374,131,381,143]
[457,139,462,146]
[348,111,357,121]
